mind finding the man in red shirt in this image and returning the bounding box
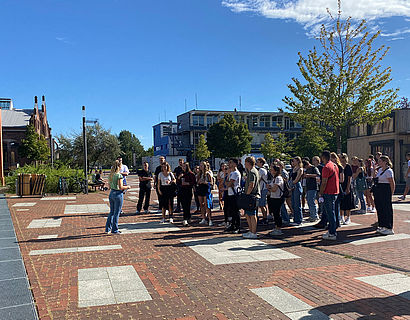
[319,150,340,240]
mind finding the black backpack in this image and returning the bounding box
[278,178,291,199]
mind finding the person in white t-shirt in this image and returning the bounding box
[224,158,241,233]
[267,164,285,236]
[117,156,130,186]
[373,155,395,235]
[399,152,410,200]
[257,158,269,225]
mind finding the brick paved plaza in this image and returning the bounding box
[2,174,410,320]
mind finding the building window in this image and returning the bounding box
[193,132,202,145]
[206,115,218,127]
[192,115,204,126]
[252,116,258,127]
[260,116,270,127]
[284,117,290,130]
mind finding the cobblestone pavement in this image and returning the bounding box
[6,175,410,320]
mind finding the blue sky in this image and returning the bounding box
[2,0,410,148]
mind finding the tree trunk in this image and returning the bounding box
[335,127,342,154]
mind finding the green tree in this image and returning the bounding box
[274,132,293,161]
[293,124,328,159]
[118,130,144,167]
[207,114,252,158]
[283,1,398,153]
[19,125,50,163]
[261,133,278,162]
[142,146,154,157]
[194,134,211,160]
[57,124,121,168]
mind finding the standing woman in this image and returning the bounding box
[217,163,226,211]
[373,155,395,235]
[330,152,344,226]
[158,162,176,223]
[193,165,201,214]
[290,156,304,225]
[180,162,196,226]
[340,154,355,224]
[196,161,214,226]
[105,160,131,234]
[267,165,285,236]
[353,158,368,214]
[364,159,376,213]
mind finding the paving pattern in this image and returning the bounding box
[27,218,62,229]
[5,174,410,320]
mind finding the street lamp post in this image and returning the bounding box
[82,106,88,194]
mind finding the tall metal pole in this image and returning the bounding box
[82,106,88,194]
[0,109,4,186]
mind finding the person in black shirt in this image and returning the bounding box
[302,159,320,222]
[136,162,153,214]
[154,156,166,211]
[173,158,185,213]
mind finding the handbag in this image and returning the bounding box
[235,191,258,211]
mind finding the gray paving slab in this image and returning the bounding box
[0,260,27,281]
[0,195,37,319]
[0,304,38,320]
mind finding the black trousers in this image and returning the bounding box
[268,197,284,228]
[373,183,393,229]
[226,195,240,229]
[223,191,229,223]
[180,187,193,221]
[194,189,200,210]
[176,185,182,209]
[137,187,151,212]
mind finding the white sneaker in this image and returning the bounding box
[370,207,376,213]
[243,232,257,239]
[218,222,226,227]
[160,218,166,224]
[208,220,213,227]
[398,195,405,201]
[366,207,372,212]
[340,217,346,225]
[242,232,250,237]
[322,232,337,240]
[380,228,394,235]
[199,219,207,225]
[183,220,188,226]
[169,218,174,224]
[269,229,283,236]
[344,218,351,225]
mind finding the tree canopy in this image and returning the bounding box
[207,114,252,158]
[194,134,211,160]
[118,130,144,167]
[283,2,398,152]
[261,133,278,162]
[19,125,50,163]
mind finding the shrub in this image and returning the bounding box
[6,164,85,194]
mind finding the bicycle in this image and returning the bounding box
[71,177,88,194]
[58,177,68,195]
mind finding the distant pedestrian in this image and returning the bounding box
[193,165,201,213]
[398,152,410,201]
[158,162,176,223]
[352,158,367,214]
[330,152,344,227]
[196,161,214,226]
[136,162,153,214]
[373,155,395,235]
[290,156,304,225]
[180,162,196,226]
[217,163,226,211]
[364,158,376,213]
[319,150,340,241]
[340,153,355,225]
[257,158,269,225]
[117,156,129,187]
[105,160,131,234]
[242,156,260,239]
[277,160,291,225]
[174,158,185,213]
[154,156,166,211]
[267,164,285,236]
[302,159,320,222]
[224,158,241,234]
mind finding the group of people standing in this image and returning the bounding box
[104,150,401,240]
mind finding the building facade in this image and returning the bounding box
[347,108,410,183]
[2,96,54,170]
[0,98,13,110]
[153,109,302,160]
[153,121,178,156]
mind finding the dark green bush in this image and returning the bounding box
[6,164,85,194]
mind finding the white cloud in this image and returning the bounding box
[222,0,410,36]
[381,28,410,37]
[56,37,74,45]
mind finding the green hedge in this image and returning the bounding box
[6,164,85,194]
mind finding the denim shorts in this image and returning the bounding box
[245,209,257,216]
[258,189,268,207]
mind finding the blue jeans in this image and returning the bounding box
[106,190,123,233]
[291,183,303,224]
[281,203,290,223]
[306,190,318,220]
[356,189,366,211]
[323,194,337,235]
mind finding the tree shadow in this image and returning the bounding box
[300,294,410,319]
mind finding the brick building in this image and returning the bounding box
[2,96,53,170]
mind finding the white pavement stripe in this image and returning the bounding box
[346,233,410,245]
[182,237,300,265]
[404,220,410,223]
[103,198,109,202]
[27,219,62,229]
[119,221,180,234]
[64,204,109,214]
[37,234,58,239]
[127,196,138,200]
[16,209,29,212]
[29,244,122,255]
[78,265,151,307]
[41,197,76,201]
[393,204,410,211]
[12,203,36,207]
[356,273,410,300]
[251,286,330,319]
